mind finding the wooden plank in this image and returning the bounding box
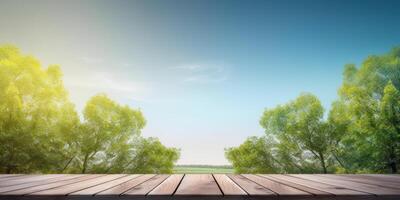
[292,174,400,196]
[0,174,399,199]
[0,175,17,178]
[243,174,311,197]
[213,174,247,196]
[0,175,23,179]
[2,175,103,195]
[0,175,29,181]
[0,175,83,193]
[270,175,369,196]
[174,174,222,196]
[363,174,400,184]
[97,174,155,195]
[226,174,276,196]
[0,175,40,186]
[148,174,184,195]
[367,174,400,178]
[259,174,332,196]
[30,174,125,195]
[70,174,139,195]
[320,174,400,189]
[123,175,170,196]
[0,174,66,187]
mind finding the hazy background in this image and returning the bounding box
[1,0,400,165]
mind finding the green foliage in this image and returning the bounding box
[0,45,179,174]
[125,137,180,174]
[0,45,78,173]
[227,94,337,174]
[225,136,280,173]
[68,94,146,173]
[331,47,400,173]
[227,46,400,174]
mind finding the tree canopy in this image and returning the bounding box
[0,45,179,174]
[226,46,400,174]
[227,94,337,173]
[0,45,78,173]
[225,136,280,173]
[330,48,400,173]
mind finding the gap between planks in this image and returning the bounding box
[1,174,400,199]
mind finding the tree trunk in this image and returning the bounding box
[332,150,347,170]
[390,162,397,174]
[389,147,398,174]
[6,165,12,174]
[319,152,327,174]
[82,154,89,174]
[389,111,399,174]
[61,156,75,173]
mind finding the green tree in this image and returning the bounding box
[58,94,181,174]
[225,136,281,173]
[380,82,400,173]
[125,137,180,173]
[0,45,79,173]
[331,47,400,173]
[260,94,335,173]
[71,94,146,173]
[226,94,338,174]
[0,45,180,174]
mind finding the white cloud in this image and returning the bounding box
[183,73,228,83]
[173,64,205,71]
[172,62,230,83]
[65,71,149,102]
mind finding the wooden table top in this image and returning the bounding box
[0,174,399,200]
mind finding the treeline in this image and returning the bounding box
[226,47,400,174]
[0,45,180,174]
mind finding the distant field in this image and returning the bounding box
[173,165,235,174]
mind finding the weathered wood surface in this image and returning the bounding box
[0,174,399,199]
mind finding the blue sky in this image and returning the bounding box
[1,0,400,164]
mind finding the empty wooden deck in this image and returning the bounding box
[0,174,400,200]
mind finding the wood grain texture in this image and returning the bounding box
[97,174,155,195]
[30,174,124,195]
[259,174,332,196]
[0,174,82,193]
[243,174,311,196]
[123,175,170,196]
[275,175,371,196]
[0,174,65,187]
[227,174,276,196]
[363,174,400,184]
[0,175,30,182]
[70,174,139,195]
[320,174,400,189]
[148,174,184,195]
[0,174,399,200]
[174,174,222,196]
[2,175,102,195]
[292,174,400,196]
[213,174,246,195]
[0,175,23,180]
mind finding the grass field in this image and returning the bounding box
[173,165,235,174]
